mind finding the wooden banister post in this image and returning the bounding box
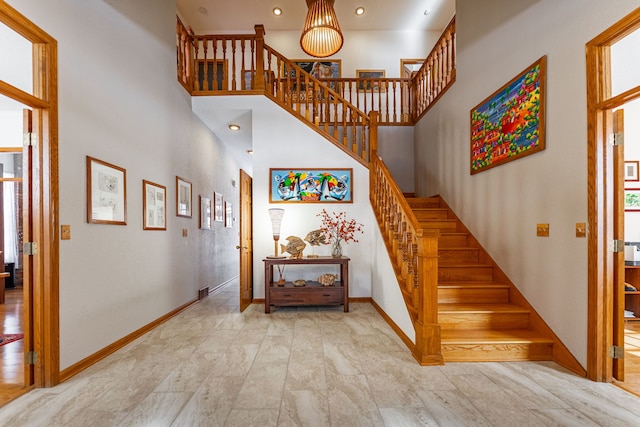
[369,111,379,161]
[254,25,266,91]
[412,230,443,365]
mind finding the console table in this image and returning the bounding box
[263,256,349,313]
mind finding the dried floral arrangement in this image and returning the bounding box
[317,209,364,245]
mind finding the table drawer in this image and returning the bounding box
[270,286,343,305]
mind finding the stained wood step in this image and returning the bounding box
[406,197,441,209]
[413,208,451,220]
[439,247,480,264]
[418,219,459,231]
[438,303,531,330]
[438,283,510,304]
[439,233,471,248]
[438,264,494,282]
[441,329,554,362]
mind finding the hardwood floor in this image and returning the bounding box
[619,321,640,397]
[0,288,25,406]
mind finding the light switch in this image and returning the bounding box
[536,223,549,237]
[61,224,71,240]
[182,228,188,237]
[576,222,586,238]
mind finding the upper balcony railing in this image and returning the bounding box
[177,17,456,127]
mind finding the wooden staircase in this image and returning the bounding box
[407,196,556,362]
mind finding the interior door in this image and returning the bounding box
[238,169,253,312]
[613,108,625,381]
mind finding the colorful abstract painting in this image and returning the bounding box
[270,169,352,203]
[470,56,546,174]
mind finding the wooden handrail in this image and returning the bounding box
[176,18,456,128]
[370,152,442,365]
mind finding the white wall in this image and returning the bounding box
[415,0,640,367]
[7,0,242,369]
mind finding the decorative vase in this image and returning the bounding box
[331,240,343,258]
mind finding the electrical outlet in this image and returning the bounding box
[536,223,549,237]
[61,225,71,240]
[182,228,188,237]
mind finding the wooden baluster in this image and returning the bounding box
[254,25,265,91]
[231,39,237,91]
[333,96,338,140]
[193,37,200,91]
[369,111,378,160]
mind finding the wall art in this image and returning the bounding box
[86,156,127,225]
[143,180,166,230]
[470,56,546,174]
[225,201,233,228]
[176,176,192,218]
[625,160,639,181]
[200,195,212,230]
[269,168,352,203]
[214,192,224,222]
[356,69,386,92]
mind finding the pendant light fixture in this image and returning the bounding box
[300,0,343,58]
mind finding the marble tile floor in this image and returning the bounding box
[1,281,640,426]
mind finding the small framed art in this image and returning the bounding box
[625,161,639,181]
[225,201,233,228]
[356,69,386,92]
[625,189,640,211]
[143,180,166,230]
[86,156,127,225]
[176,176,192,218]
[214,192,224,222]
[200,196,212,230]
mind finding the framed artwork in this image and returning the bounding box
[625,161,639,181]
[356,69,386,93]
[625,189,640,211]
[176,176,192,218]
[142,180,166,230]
[86,156,127,225]
[225,201,233,228]
[269,168,353,203]
[200,196,212,230]
[470,56,547,175]
[214,192,224,222]
[281,60,341,101]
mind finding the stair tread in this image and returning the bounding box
[438,263,493,268]
[441,329,554,343]
[439,303,530,313]
[439,283,510,289]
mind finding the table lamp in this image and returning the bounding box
[267,208,285,258]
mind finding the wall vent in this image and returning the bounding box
[198,286,210,300]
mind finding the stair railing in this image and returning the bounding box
[370,152,442,365]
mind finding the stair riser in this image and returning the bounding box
[438,266,493,282]
[441,342,553,362]
[438,288,510,304]
[414,210,450,220]
[438,312,530,330]
[407,199,441,209]
[439,234,469,248]
[439,249,480,264]
[419,221,458,231]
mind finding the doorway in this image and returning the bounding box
[586,7,640,389]
[0,1,60,403]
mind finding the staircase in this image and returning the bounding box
[407,195,556,362]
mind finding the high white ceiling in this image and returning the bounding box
[177,0,455,34]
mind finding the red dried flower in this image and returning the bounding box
[317,209,364,244]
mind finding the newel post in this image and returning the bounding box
[412,229,443,365]
[368,111,379,161]
[254,25,266,91]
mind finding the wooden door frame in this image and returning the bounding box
[586,7,640,382]
[0,3,59,388]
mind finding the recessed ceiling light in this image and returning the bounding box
[424,8,431,16]
[198,7,208,15]
[273,7,282,16]
[247,149,253,155]
[355,7,365,16]
[229,124,240,131]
